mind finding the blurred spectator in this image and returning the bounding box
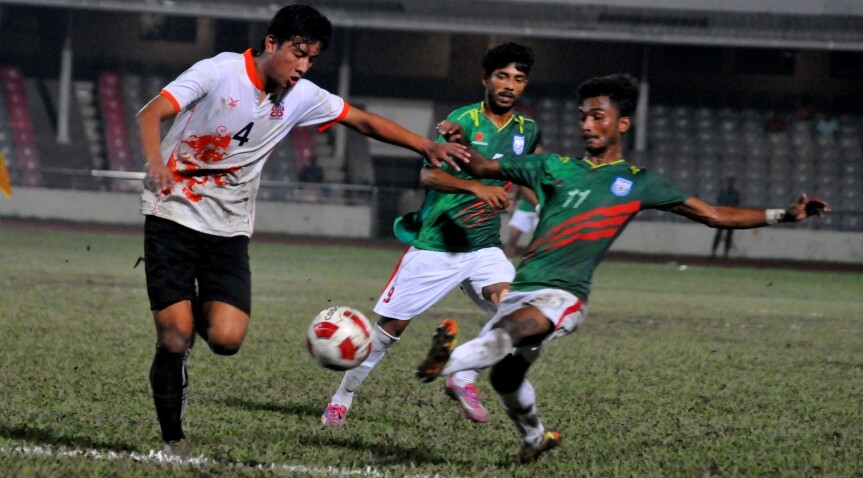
[711,177,740,259]
[794,93,814,121]
[816,113,839,138]
[765,111,788,133]
[299,157,324,183]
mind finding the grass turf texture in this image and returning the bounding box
[0,227,861,477]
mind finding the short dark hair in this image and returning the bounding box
[577,74,639,117]
[482,42,535,76]
[261,4,333,51]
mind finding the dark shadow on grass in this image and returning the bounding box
[213,397,475,468]
[310,434,474,467]
[0,422,138,452]
[214,396,321,417]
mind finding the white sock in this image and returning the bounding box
[500,379,544,447]
[441,328,513,376]
[450,313,499,387]
[330,325,398,408]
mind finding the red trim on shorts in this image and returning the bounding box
[316,102,351,132]
[160,90,181,113]
[380,245,411,294]
[554,300,583,330]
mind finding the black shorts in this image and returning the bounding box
[144,215,252,314]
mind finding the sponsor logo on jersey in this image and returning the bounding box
[491,153,503,160]
[471,132,488,146]
[270,103,285,119]
[221,96,240,110]
[512,135,525,155]
[611,177,633,197]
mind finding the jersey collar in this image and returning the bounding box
[584,157,626,168]
[243,49,265,91]
[479,101,521,133]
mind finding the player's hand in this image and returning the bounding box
[146,161,174,191]
[423,141,470,171]
[472,184,509,210]
[436,120,466,145]
[785,194,831,221]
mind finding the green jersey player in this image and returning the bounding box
[417,74,830,464]
[322,43,541,426]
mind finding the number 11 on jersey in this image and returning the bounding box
[563,189,591,209]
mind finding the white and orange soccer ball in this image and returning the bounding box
[306,306,373,370]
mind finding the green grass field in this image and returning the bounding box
[1,227,861,477]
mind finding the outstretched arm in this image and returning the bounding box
[667,194,830,228]
[340,108,470,170]
[420,168,509,210]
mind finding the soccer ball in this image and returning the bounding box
[306,306,373,371]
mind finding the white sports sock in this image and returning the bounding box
[500,379,544,447]
[451,313,500,387]
[330,325,398,408]
[441,328,513,376]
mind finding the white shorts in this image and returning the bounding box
[509,209,539,234]
[374,246,515,320]
[487,288,587,363]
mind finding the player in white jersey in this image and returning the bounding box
[137,4,469,457]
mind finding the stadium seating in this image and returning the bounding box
[0,67,42,187]
[0,67,860,230]
[532,97,863,231]
[98,72,136,192]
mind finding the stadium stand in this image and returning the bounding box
[98,72,135,191]
[0,67,860,230]
[0,67,42,187]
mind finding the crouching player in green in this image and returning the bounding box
[416,74,831,464]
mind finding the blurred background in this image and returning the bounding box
[0,0,860,260]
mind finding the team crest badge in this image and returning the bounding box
[512,135,525,155]
[610,177,633,197]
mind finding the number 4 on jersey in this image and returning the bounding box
[233,122,254,146]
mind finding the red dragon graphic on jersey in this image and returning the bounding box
[162,126,238,202]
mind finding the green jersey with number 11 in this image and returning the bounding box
[394,102,541,252]
[497,154,690,301]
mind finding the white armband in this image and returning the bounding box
[765,208,787,225]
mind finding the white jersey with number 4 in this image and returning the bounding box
[141,49,349,237]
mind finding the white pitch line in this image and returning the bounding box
[0,444,454,478]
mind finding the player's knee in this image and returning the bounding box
[207,338,243,356]
[205,329,245,355]
[156,329,194,353]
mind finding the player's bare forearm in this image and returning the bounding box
[420,168,509,210]
[521,187,539,208]
[459,145,505,180]
[669,195,831,228]
[137,95,177,188]
[420,167,475,193]
[342,109,469,169]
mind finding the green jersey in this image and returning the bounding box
[394,102,541,252]
[498,154,689,301]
